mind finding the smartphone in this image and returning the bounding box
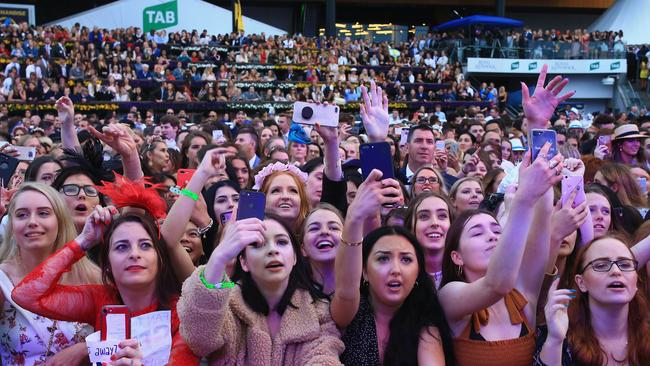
[360,142,395,180]
[395,127,403,136]
[529,129,557,162]
[638,177,648,194]
[435,140,446,151]
[212,130,224,141]
[177,169,196,188]
[400,128,410,146]
[597,135,612,147]
[236,191,266,221]
[349,125,361,135]
[13,146,35,161]
[219,211,233,225]
[561,175,587,207]
[101,305,130,341]
[0,153,19,187]
[292,102,339,127]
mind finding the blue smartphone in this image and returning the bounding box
[360,142,395,180]
[236,191,266,221]
[530,129,558,161]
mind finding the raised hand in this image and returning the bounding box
[562,158,585,176]
[89,124,137,157]
[522,64,575,130]
[315,123,339,145]
[516,143,564,203]
[544,277,574,342]
[213,217,266,262]
[434,149,448,171]
[55,96,75,125]
[593,144,609,160]
[551,189,589,241]
[196,147,226,178]
[0,143,20,158]
[360,80,389,143]
[348,169,401,220]
[76,205,119,251]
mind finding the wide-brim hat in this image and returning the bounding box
[612,124,646,141]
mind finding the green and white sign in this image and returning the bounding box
[468,58,627,74]
[143,0,178,33]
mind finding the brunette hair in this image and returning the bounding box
[405,192,455,233]
[440,209,496,286]
[180,131,211,168]
[360,226,455,366]
[568,234,650,366]
[410,165,447,197]
[99,213,180,309]
[225,154,253,189]
[596,163,648,208]
[232,213,327,315]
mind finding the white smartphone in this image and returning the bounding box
[292,102,339,127]
[14,146,35,161]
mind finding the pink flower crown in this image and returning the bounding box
[253,161,309,190]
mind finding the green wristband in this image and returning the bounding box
[180,188,199,201]
[199,268,235,289]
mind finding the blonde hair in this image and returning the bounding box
[0,183,100,285]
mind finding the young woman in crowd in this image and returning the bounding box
[177,212,344,364]
[24,155,62,186]
[610,124,648,168]
[180,131,211,169]
[332,169,455,365]
[449,177,485,213]
[253,161,311,233]
[12,178,200,365]
[141,138,172,176]
[0,183,99,365]
[410,165,447,198]
[226,154,252,190]
[406,192,455,288]
[301,203,343,295]
[594,163,649,217]
[302,158,326,208]
[439,144,563,365]
[536,235,650,365]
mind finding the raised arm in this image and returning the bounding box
[330,169,401,328]
[56,96,82,151]
[11,206,116,324]
[439,144,563,324]
[89,123,144,181]
[161,149,225,281]
[315,123,342,182]
[521,64,575,131]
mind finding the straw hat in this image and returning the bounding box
[612,124,646,141]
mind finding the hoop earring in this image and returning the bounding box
[456,265,464,277]
[362,279,368,287]
[414,280,419,287]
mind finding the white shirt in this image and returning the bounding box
[436,56,448,66]
[25,64,42,80]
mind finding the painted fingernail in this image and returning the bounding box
[110,354,117,361]
[568,294,576,298]
[568,289,577,292]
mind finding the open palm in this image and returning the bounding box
[360,80,389,143]
[522,64,575,130]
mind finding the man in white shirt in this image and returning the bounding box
[4,56,20,76]
[25,57,42,80]
[436,51,448,66]
[389,110,402,125]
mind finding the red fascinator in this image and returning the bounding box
[96,173,167,220]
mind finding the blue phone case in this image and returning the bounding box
[530,129,558,161]
[236,191,266,221]
[360,142,395,180]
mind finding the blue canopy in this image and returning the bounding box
[433,15,523,31]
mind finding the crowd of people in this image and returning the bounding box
[0,21,512,109]
[0,55,647,366]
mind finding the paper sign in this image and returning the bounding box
[86,310,172,366]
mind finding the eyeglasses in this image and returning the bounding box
[580,258,638,273]
[415,177,439,184]
[60,184,99,197]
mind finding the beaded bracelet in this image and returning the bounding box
[341,237,363,247]
[199,268,235,289]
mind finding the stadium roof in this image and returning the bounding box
[432,15,524,31]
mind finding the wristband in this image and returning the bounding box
[199,268,235,289]
[180,188,199,201]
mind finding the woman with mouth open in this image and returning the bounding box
[11,178,200,366]
[332,169,455,366]
[535,235,650,365]
[438,142,564,366]
[177,211,344,365]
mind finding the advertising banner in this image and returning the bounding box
[467,58,627,74]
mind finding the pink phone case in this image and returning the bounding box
[292,102,340,127]
[561,175,586,207]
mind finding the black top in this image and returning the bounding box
[340,296,381,366]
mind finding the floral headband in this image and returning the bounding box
[253,161,309,190]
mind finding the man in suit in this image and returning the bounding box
[396,124,457,191]
[150,81,169,102]
[234,127,261,169]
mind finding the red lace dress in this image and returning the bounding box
[10,240,199,366]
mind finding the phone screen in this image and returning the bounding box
[530,129,557,161]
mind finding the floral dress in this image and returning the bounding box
[0,269,92,366]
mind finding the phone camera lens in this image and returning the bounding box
[301,106,314,120]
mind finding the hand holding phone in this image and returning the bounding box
[435,140,446,151]
[561,175,586,208]
[177,169,196,188]
[530,129,558,161]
